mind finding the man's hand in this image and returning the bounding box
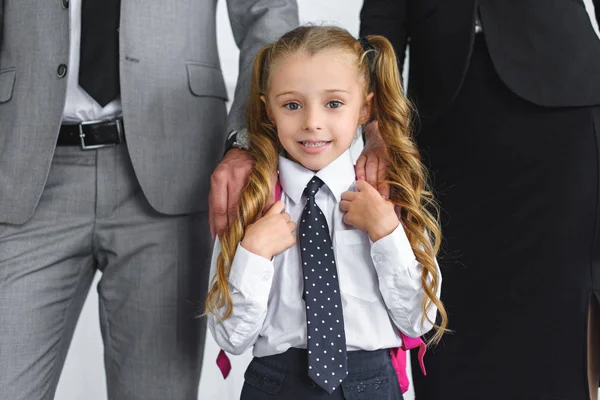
[209,149,254,240]
[355,121,391,200]
[340,180,399,242]
[241,201,296,260]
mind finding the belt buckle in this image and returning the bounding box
[78,117,124,150]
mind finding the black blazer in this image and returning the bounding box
[360,0,600,119]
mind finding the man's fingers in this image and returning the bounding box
[209,171,229,237]
[214,208,229,237]
[209,148,255,234]
[226,177,245,227]
[208,193,215,240]
[355,155,367,181]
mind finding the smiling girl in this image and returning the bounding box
[205,25,447,399]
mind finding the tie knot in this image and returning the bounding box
[304,176,325,199]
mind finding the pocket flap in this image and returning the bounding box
[186,63,228,101]
[0,69,16,103]
[244,359,285,395]
[341,371,391,399]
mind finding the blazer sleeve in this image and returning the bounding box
[224,0,299,134]
[593,0,600,27]
[359,0,410,72]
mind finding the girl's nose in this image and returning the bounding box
[302,107,323,132]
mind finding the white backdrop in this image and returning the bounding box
[55,1,599,399]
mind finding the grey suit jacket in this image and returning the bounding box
[0,0,298,224]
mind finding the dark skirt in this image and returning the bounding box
[240,348,403,400]
[411,34,600,400]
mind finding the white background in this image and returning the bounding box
[55,1,599,399]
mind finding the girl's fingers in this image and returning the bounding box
[266,200,286,215]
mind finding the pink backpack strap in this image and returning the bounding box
[389,332,427,393]
[400,333,427,376]
[216,180,283,379]
[217,349,232,379]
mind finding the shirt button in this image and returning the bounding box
[373,254,384,262]
[62,0,69,8]
[57,64,68,78]
[262,272,270,281]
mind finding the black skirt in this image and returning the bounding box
[411,34,600,400]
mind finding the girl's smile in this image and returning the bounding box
[298,140,332,154]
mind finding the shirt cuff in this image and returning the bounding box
[228,243,275,297]
[370,223,419,278]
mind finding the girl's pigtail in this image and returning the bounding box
[363,35,449,344]
[205,45,280,320]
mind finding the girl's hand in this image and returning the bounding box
[339,180,399,242]
[241,201,296,260]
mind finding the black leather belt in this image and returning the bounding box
[58,116,125,150]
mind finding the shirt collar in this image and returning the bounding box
[278,149,356,204]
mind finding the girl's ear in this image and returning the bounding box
[261,95,275,123]
[358,92,374,125]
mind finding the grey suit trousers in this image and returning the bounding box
[0,145,211,400]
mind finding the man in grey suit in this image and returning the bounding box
[0,1,298,399]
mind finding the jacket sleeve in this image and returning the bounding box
[359,0,410,72]
[0,0,4,50]
[593,0,600,27]
[224,0,299,134]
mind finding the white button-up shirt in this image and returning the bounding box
[62,0,122,123]
[208,149,441,357]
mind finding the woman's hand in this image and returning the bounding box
[355,121,390,199]
[241,201,296,260]
[340,180,399,242]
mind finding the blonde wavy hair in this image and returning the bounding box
[205,26,448,344]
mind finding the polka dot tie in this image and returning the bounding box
[300,177,348,393]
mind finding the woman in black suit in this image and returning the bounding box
[360,0,600,398]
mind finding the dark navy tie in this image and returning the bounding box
[300,177,348,393]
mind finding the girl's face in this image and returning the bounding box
[262,49,373,172]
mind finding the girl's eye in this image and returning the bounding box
[284,102,302,111]
[326,100,343,109]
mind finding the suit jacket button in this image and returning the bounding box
[57,64,68,78]
[62,0,69,8]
